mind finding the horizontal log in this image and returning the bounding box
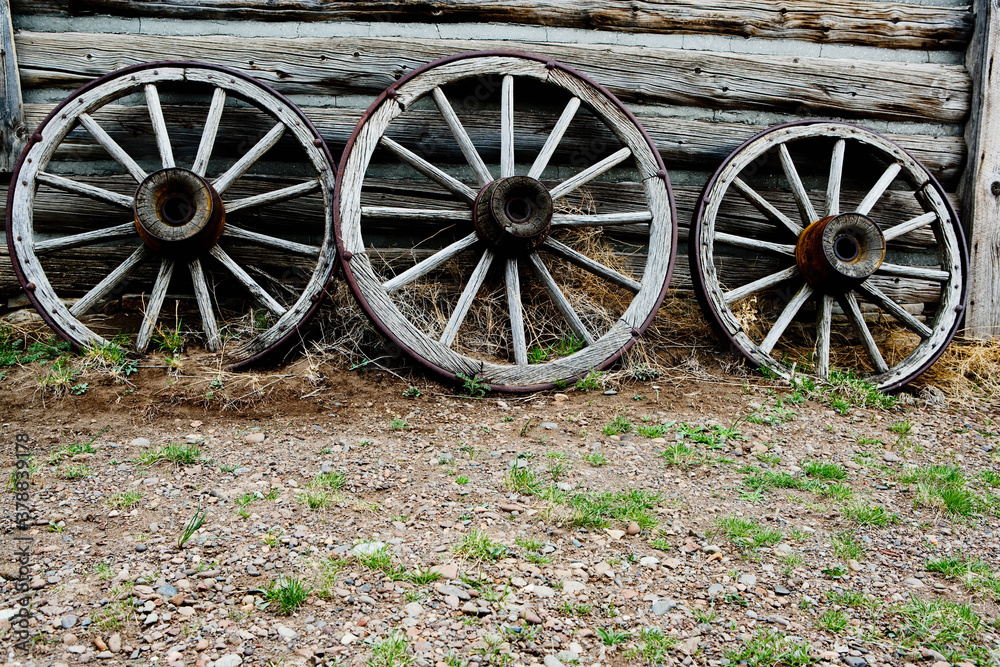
[13,32,972,123]
[9,0,973,51]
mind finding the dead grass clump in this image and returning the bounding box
[920,335,1000,402]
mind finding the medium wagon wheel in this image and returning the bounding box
[6,62,336,369]
[690,121,967,391]
[335,51,676,391]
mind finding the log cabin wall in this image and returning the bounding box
[1,0,997,339]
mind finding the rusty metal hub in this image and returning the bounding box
[795,212,885,290]
[473,176,553,255]
[133,168,225,256]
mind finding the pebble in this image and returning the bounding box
[651,600,675,615]
[626,521,641,535]
[543,655,565,667]
[639,556,659,568]
[707,583,724,596]
[903,577,925,588]
[60,614,78,629]
[438,584,471,601]
[842,657,867,667]
[276,625,298,639]
[211,655,243,667]
[738,574,757,587]
[702,545,721,554]
[129,437,151,448]
[244,432,266,444]
[774,585,791,595]
[156,584,178,597]
[108,633,121,653]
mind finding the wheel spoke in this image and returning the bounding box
[551,210,651,228]
[857,162,902,215]
[839,291,889,373]
[383,233,479,292]
[527,252,596,345]
[528,97,581,179]
[431,87,493,187]
[715,232,795,257]
[225,179,321,213]
[505,257,528,365]
[857,281,933,338]
[69,245,149,317]
[136,258,175,352]
[188,257,221,351]
[732,177,804,237]
[440,248,494,348]
[223,225,320,257]
[759,282,814,354]
[209,246,287,317]
[144,83,175,169]
[212,123,286,195]
[36,172,134,209]
[877,262,949,282]
[78,113,147,182]
[778,143,818,226]
[882,211,936,242]
[826,138,845,217]
[542,238,641,293]
[362,206,472,223]
[35,222,137,254]
[380,136,478,203]
[815,293,833,380]
[192,88,227,176]
[723,265,799,304]
[501,75,515,178]
[549,147,631,201]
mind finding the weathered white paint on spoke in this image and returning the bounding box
[839,290,889,373]
[858,281,933,338]
[209,245,287,316]
[882,211,937,242]
[826,138,845,216]
[715,231,795,256]
[36,171,133,208]
[759,281,814,354]
[78,113,146,182]
[732,177,804,236]
[362,206,472,223]
[188,257,221,351]
[440,248,494,348]
[549,146,631,200]
[528,96,580,179]
[723,265,800,304]
[500,74,514,178]
[382,233,479,292]
[223,225,320,256]
[815,293,833,379]
[213,123,285,195]
[136,258,175,352]
[857,162,902,215]
[431,86,493,187]
[551,210,650,227]
[505,257,528,365]
[778,143,818,226]
[69,245,148,317]
[144,83,175,169]
[542,238,641,293]
[225,179,320,213]
[527,252,595,345]
[379,136,478,203]
[877,262,950,282]
[35,222,137,254]
[192,88,226,176]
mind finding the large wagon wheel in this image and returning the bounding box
[6,62,336,369]
[691,121,967,391]
[335,51,676,391]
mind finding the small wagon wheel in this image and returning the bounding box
[691,121,967,391]
[335,51,676,391]
[6,62,336,368]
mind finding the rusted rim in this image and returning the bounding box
[334,50,677,392]
[690,119,968,392]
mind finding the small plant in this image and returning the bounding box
[457,373,490,398]
[547,459,570,481]
[456,529,508,562]
[816,608,849,634]
[60,464,93,479]
[574,369,603,392]
[505,464,541,495]
[627,627,678,665]
[889,419,914,438]
[822,483,854,502]
[265,575,312,615]
[569,488,661,531]
[823,564,847,579]
[312,470,346,490]
[407,567,442,585]
[70,382,89,395]
[177,506,206,548]
[300,489,331,510]
[843,499,897,526]
[108,490,142,510]
[583,452,606,467]
[140,442,201,466]
[456,475,470,485]
[403,385,423,398]
[636,423,668,438]
[602,415,633,437]
[724,628,815,667]
[831,531,864,561]
[893,597,990,665]
[714,515,783,553]
[803,460,847,481]
[93,562,114,580]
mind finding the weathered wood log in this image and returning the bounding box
[1,0,25,172]
[13,32,972,123]
[10,0,973,51]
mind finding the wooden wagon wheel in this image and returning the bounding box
[691,121,967,391]
[6,62,336,369]
[335,51,676,391]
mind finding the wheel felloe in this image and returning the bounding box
[795,212,885,290]
[133,168,226,257]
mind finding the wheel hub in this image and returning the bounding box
[133,168,225,256]
[795,212,885,290]
[474,176,553,254]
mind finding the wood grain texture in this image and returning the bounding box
[1,0,24,172]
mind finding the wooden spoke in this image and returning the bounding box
[225,179,321,213]
[380,136,478,203]
[815,293,833,380]
[36,171,133,208]
[192,88,226,176]
[223,225,320,256]
[542,238,641,293]
[857,162,902,215]
[432,87,493,187]
[732,177,804,237]
[362,206,472,223]
[826,138,845,217]
[759,282,814,354]
[877,262,950,282]
[527,252,596,345]
[35,222,137,254]
[778,143,818,226]
[723,265,800,304]
[549,147,631,200]
[69,245,148,317]
[857,281,933,338]
[135,258,175,352]
[505,257,528,365]
[715,232,795,257]
[440,249,494,348]
[144,83,175,169]
[209,246,287,317]
[188,257,221,351]
[551,210,651,228]
[382,233,479,292]
[213,123,285,195]
[528,97,581,179]
[500,75,515,178]
[839,291,889,373]
[78,113,147,182]
[882,211,937,242]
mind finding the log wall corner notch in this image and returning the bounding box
[1,0,25,174]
